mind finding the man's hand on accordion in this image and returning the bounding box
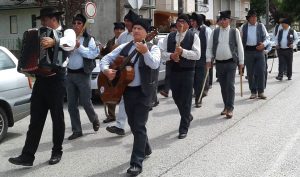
[41,37,55,49]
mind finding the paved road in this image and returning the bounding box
[1,52,300,177]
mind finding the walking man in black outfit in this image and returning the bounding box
[161,14,201,139]
[9,7,76,166]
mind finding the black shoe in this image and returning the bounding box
[178,133,187,139]
[49,154,61,165]
[93,119,100,131]
[288,77,292,80]
[152,101,159,107]
[145,149,152,158]
[103,117,115,123]
[189,115,194,122]
[127,165,142,176]
[195,102,202,108]
[106,126,125,136]
[8,156,33,166]
[276,76,283,81]
[68,132,83,140]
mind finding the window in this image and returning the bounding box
[0,49,16,70]
[10,16,18,34]
[203,0,208,4]
[32,15,37,28]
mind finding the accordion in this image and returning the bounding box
[18,27,66,76]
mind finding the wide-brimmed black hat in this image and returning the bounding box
[177,13,190,25]
[114,22,125,30]
[36,7,64,19]
[219,10,231,19]
[73,14,86,24]
[246,9,257,19]
[133,18,152,32]
[124,9,139,23]
[190,12,203,25]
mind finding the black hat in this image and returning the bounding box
[124,9,139,23]
[177,13,190,24]
[281,18,291,25]
[170,22,176,28]
[219,10,231,19]
[133,18,152,32]
[114,22,125,30]
[190,12,203,25]
[36,7,64,19]
[73,14,86,24]
[246,9,257,19]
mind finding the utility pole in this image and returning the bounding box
[266,0,269,30]
[178,0,183,15]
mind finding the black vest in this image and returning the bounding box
[119,41,158,97]
[167,30,196,71]
[193,26,207,66]
[82,34,96,74]
[242,23,266,47]
[278,28,295,47]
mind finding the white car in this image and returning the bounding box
[0,46,32,142]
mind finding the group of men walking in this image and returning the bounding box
[7,6,298,177]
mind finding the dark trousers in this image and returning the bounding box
[193,64,208,103]
[216,61,236,111]
[244,50,266,94]
[123,86,152,168]
[170,70,194,134]
[106,103,116,119]
[209,67,213,86]
[278,48,293,78]
[21,77,66,162]
[162,61,171,93]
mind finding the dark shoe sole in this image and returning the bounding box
[8,158,33,166]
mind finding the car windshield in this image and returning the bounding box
[0,49,16,70]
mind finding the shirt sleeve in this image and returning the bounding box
[206,30,215,62]
[100,43,128,71]
[161,34,172,61]
[59,29,76,51]
[235,29,244,65]
[293,30,299,47]
[142,45,161,69]
[181,33,201,60]
[77,37,100,59]
[262,24,270,47]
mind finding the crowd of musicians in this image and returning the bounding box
[8,6,299,176]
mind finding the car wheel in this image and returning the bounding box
[0,107,8,143]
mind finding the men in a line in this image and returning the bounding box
[66,14,100,140]
[9,7,76,166]
[206,10,244,119]
[101,22,125,123]
[190,12,211,108]
[105,10,139,136]
[159,23,177,98]
[240,9,270,99]
[100,18,161,176]
[275,18,299,80]
[161,14,201,139]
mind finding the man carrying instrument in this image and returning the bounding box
[9,7,76,166]
[101,22,125,123]
[105,10,139,135]
[66,14,100,140]
[100,18,161,176]
[161,14,201,139]
[206,10,244,119]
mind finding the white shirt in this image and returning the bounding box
[206,26,244,64]
[116,30,133,45]
[100,42,161,86]
[68,36,99,70]
[160,30,201,62]
[241,22,270,46]
[56,26,76,51]
[275,27,299,49]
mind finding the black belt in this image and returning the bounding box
[245,45,257,51]
[67,68,85,73]
[279,48,292,51]
[126,86,141,91]
[216,58,234,63]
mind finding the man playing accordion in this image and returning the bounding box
[9,7,76,166]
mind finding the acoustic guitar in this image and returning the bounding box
[97,30,158,104]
